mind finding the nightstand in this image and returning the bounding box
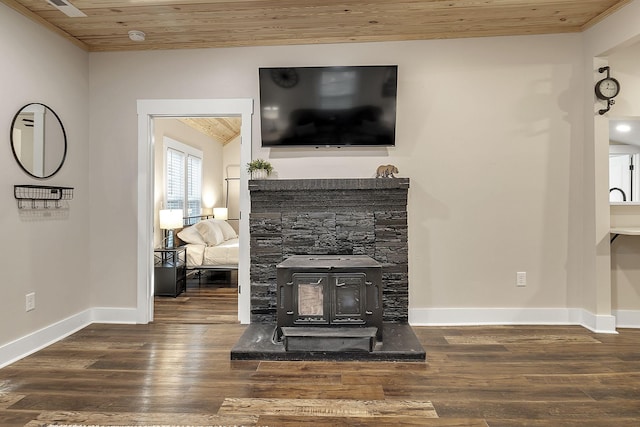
[154,246,187,297]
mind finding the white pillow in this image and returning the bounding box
[176,225,205,245]
[195,220,225,246]
[209,219,237,240]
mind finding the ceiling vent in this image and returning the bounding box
[46,0,87,18]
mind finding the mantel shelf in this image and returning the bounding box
[249,178,409,192]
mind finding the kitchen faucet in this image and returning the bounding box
[610,187,627,201]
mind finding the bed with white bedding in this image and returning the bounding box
[184,238,239,268]
[176,218,239,274]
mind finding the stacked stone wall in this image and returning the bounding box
[249,178,409,323]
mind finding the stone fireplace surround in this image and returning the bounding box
[231,178,425,361]
[248,177,410,323]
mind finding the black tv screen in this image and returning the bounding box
[259,65,397,147]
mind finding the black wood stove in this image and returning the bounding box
[276,255,383,351]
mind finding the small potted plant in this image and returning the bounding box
[247,158,273,179]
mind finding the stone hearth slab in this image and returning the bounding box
[231,323,426,361]
[282,326,378,352]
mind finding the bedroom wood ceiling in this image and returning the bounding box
[1,0,632,52]
[179,117,241,144]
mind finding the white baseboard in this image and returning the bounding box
[572,309,618,334]
[612,309,640,328]
[0,307,138,369]
[91,307,139,324]
[409,307,619,334]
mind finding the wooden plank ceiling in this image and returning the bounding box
[1,0,632,53]
[179,117,241,145]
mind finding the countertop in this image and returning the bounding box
[610,227,640,235]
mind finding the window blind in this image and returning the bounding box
[166,148,185,211]
[164,137,203,226]
[187,155,202,218]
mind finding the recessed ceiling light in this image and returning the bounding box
[616,124,631,133]
[128,30,146,42]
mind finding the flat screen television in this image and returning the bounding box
[258,65,397,147]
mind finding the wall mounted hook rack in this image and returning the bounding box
[14,184,74,209]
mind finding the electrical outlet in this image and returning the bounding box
[516,272,527,287]
[25,292,35,311]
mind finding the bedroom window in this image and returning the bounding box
[164,137,203,225]
[187,155,202,220]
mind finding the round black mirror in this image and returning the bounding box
[10,103,67,179]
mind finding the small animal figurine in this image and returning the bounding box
[376,164,399,178]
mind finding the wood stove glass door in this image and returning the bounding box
[292,273,330,325]
[331,273,366,325]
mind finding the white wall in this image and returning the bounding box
[0,4,90,346]
[88,34,586,317]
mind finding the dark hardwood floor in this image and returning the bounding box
[153,272,239,325]
[1,279,639,426]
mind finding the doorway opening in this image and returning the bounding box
[153,116,242,323]
[609,118,640,203]
[137,99,253,325]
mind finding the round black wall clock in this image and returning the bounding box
[595,76,620,100]
[595,66,620,115]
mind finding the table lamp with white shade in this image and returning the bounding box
[213,207,228,220]
[159,209,183,248]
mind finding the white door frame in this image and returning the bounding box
[137,99,253,324]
